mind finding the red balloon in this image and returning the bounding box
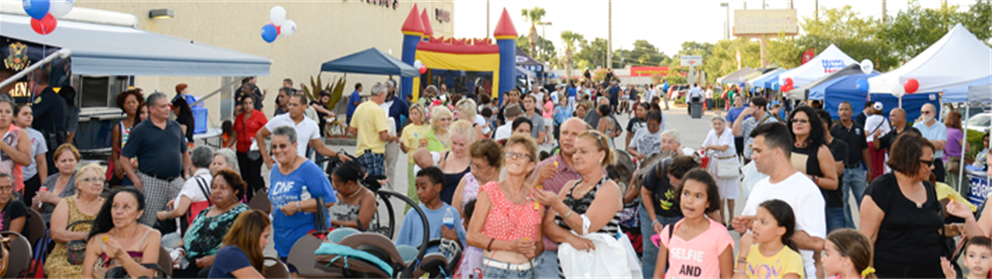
[271,22,281,35]
[31,14,57,35]
[419,66,427,74]
[904,78,919,94]
[784,77,794,86]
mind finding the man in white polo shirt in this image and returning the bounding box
[733,122,827,279]
[256,93,350,169]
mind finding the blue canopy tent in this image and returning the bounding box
[816,74,939,121]
[320,47,419,77]
[747,68,786,88]
[942,75,992,103]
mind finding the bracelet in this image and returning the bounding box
[564,210,574,219]
[652,220,660,225]
[295,201,301,212]
[487,238,495,251]
[737,256,748,264]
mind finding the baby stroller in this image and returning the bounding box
[286,181,462,278]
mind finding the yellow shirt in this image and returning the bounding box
[743,244,805,279]
[351,101,388,156]
[399,123,431,163]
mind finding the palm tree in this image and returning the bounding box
[521,7,546,57]
[560,30,585,79]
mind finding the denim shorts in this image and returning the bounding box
[482,258,536,279]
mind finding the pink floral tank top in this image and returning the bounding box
[480,181,542,242]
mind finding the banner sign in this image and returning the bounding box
[822,59,847,74]
[967,172,990,206]
[733,9,799,36]
[630,66,672,77]
[680,56,703,67]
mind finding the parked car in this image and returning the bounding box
[965,112,991,134]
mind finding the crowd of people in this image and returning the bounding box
[1,72,991,279]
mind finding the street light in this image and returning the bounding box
[720,3,729,40]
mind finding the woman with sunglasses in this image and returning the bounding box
[859,133,973,278]
[786,107,839,228]
[265,126,336,275]
[466,134,544,279]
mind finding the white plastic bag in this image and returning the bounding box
[741,161,767,199]
[557,215,643,279]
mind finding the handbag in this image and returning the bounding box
[0,236,9,277]
[716,155,739,179]
[104,263,169,279]
[946,156,962,175]
[66,240,87,265]
[243,118,261,161]
[186,176,212,226]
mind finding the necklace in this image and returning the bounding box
[575,175,604,198]
[794,140,810,148]
[345,187,364,199]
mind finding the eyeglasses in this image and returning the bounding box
[504,152,530,161]
[81,177,106,184]
[920,159,935,167]
[921,111,933,115]
[791,119,809,124]
[272,144,292,150]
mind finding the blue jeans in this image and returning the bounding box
[482,261,535,279]
[826,206,850,233]
[842,166,867,228]
[638,203,682,278]
[535,251,558,278]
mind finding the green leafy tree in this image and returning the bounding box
[884,0,992,64]
[521,7,546,59]
[702,38,762,84]
[575,37,610,70]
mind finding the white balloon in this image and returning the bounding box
[860,59,874,75]
[414,60,423,69]
[269,6,287,26]
[49,0,74,18]
[281,20,297,36]
[891,81,905,98]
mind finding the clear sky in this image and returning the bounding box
[454,0,978,56]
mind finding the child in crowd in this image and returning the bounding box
[654,169,734,279]
[14,104,46,204]
[480,107,494,138]
[944,236,992,279]
[221,120,234,148]
[395,166,466,254]
[822,228,877,279]
[734,199,805,279]
[400,103,431,200]
[455,199,480,279]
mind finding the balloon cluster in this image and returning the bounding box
[781,77,795,92]
[414,60,427,74]
[261,6,297,43]
[22,0,74,35]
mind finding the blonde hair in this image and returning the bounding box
[577,130,616,166]
[430,106,453,130]
[77,163,107,180]
[455,99,478,122]
[449,120,476,142]
[409,103,427,124]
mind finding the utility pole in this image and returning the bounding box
[721,3,730,40]
[486,0,490,38]
[815,0,819,20]
[762,0,766,9]
[538,22,552,56]
[881,0,887,25]
[607,0,612,70]
[789,0,793,9]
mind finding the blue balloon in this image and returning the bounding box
[23,0,50,20]
[740,82,745,88]
[772,82,780,91]
[261,24,278,43]
[856,78,869,93]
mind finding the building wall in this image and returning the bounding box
[74,0,454,125]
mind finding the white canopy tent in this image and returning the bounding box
[778,44,857,88]
[869,23,992,98]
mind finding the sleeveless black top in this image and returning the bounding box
[554,177,622,234]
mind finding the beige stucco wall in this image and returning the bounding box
[74,0,453,126]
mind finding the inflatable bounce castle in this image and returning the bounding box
[400,4,518,105]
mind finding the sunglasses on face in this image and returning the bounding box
[273,144,292,150]
[920,159,935,167]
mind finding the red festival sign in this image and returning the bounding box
[630,66,672,77]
